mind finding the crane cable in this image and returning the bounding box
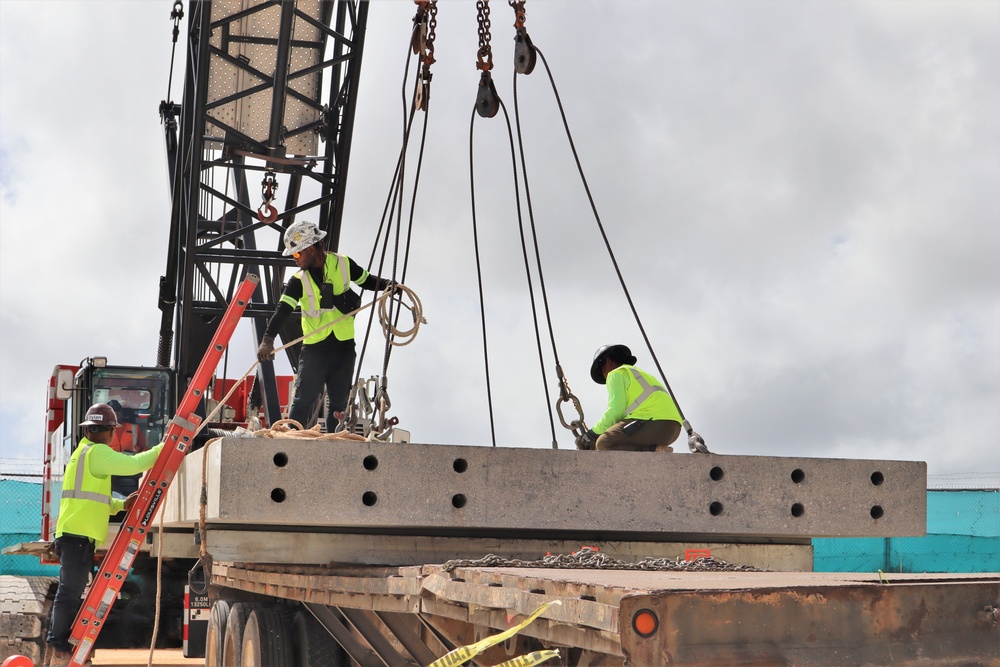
[354,1,437,432]
[513,34,708,453]
[470,0,560,448]
[506,2,587,444]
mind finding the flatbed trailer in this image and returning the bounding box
[207,562,999,666]
[146,437,1000,666]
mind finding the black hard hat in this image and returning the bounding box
[590,344,637,384]
[80,403,120,428]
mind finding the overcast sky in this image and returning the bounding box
[1,1,997,484]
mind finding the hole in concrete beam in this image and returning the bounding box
[870,471,885,486]
[709,466,724,481]
[273,452,288,467]
[870,505,884,519]
[580,595,597,601]
[362,491,378,507]
[791,468,805,484]
[709,501,724,516]
[452,493,467,509]
[271,488,286,503]
[363,455,379,471]
[791,503,805,517]
[453,458,468,473]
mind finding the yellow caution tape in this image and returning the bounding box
[425,600,562,667]
[490,649,561,667]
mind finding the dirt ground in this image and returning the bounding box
[89,648,203,666]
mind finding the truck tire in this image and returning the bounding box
[0,575,58,665]
[291,609,345,667]
[241,606,293,667]
[222,602,260,667]
[206,600,231,667]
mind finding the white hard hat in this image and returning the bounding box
[283,221,327,256]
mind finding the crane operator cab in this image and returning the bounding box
[47,358,173,528]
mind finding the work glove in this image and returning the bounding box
[575,429,597,451]
[256,335,275,362]
[123,492,139,513]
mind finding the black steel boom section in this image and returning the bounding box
[158,0,369,422]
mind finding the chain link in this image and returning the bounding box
[476,0,494,72]
[508,0,527,29]
[442,547,765,573]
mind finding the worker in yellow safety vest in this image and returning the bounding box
[256,221,393,432]
[575,344,683,452]
[45,403,163,667]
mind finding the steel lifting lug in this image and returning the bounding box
[683,419,710,454]
[513,29,536,75]
[476,71,500,118]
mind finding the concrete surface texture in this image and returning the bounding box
[161,439,926,539]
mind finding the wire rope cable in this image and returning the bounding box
[529,44,704,447]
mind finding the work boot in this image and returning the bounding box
[654,444,674,453]
[48,649,73,667]
[48,648,92,667]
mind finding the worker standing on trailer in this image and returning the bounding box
[257,221,393,432]
[46,403,164,667]
[575,344,683,452]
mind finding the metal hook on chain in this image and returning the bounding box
[373,377,392,429]
[257,170,279,223]
[474,0,500,118]
[554,364,588,439]
[508,0,536,74]
[413,0,438,111]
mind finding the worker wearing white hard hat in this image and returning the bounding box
[257,221,394,432]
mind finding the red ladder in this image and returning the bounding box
[67,275,259,666]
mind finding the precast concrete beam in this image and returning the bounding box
[161,438,926,540]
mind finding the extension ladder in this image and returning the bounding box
[66,275,259,666]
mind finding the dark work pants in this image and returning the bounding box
[46,535,96,652]
[288,340,356,432]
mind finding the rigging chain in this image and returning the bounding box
[475,1,500,117]
[509,0,536,74]
[411,0,438,110]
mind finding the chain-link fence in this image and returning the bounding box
[814,489,1000,573]
[0,479,58,575]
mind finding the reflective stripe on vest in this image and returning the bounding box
[299,253,350,317]
[624,368,669,416]
[61,444,110,506]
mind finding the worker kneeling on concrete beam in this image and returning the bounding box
[575,344,682,452]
